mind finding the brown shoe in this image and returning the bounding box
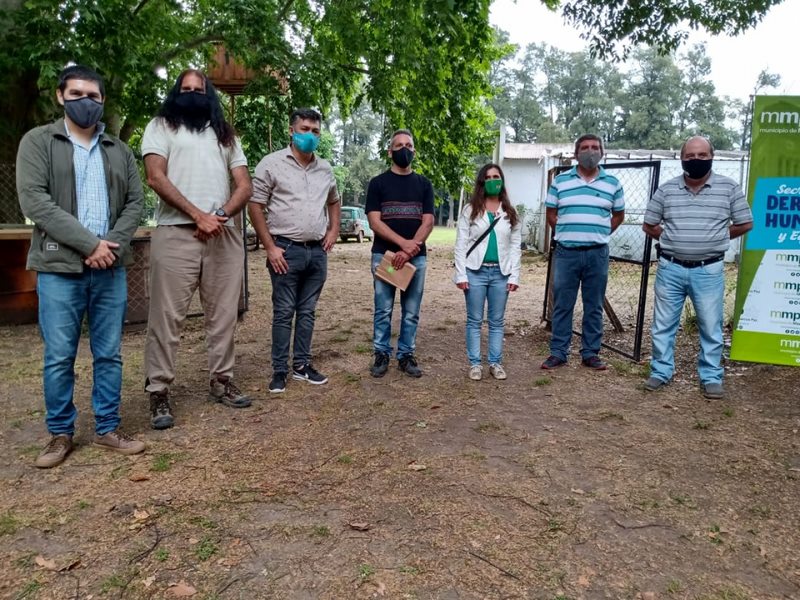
[93,429,146,455]
[35,434,73,468]
[209,376,252,408]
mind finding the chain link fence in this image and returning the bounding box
[0,163,25,224]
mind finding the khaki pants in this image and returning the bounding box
[144,225,244,393]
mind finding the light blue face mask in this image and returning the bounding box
[292,131,320,153]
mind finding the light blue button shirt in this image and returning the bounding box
[66,122,110,237]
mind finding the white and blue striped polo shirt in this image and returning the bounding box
[66,122,109,237]
[546,166,625,247]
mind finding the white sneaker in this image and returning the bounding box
[489,364,507,380]
[469,365,483,381]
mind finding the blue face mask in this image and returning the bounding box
[292,131,320,153]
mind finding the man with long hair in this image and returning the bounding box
[17,65,145,467]
[542,134,625,371]
[366,129,435,378]
[248,108,340,394]
[142,69,253,429]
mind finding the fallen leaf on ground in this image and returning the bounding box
[578,575,590,587]
[143,576,156,588]
[408,462,427,471]
[641,593,656,600]
[35,555,57,570]
[348,521,371,531]
[571,488,585,495]
[375,580,386,596]
[133,509,150,520]
[168,581,197,597]
[129,473,150,482]
[188,537,200,545]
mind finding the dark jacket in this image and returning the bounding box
[16,118,144,273]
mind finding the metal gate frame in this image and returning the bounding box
[541,160,661,361]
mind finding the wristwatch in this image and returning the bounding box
[214,208,229,220]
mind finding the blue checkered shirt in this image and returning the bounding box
[66,122,109,237]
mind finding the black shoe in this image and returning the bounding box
[370,352,390,378]
[292,364,328,385]
[269,372,287,393]
[150,391,174,430]
[398,355,423,378]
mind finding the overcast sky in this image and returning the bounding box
[490,0,799,100]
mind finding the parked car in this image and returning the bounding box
[339,206,373,243]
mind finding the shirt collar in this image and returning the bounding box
[64,120,106,148]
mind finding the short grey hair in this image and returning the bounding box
[680,136,715,159]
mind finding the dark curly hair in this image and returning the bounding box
[157,69,235,148]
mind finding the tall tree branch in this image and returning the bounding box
[132,0,151,17]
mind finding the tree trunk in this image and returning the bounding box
[447,192,454,227]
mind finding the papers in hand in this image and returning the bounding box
[374,251,417,291]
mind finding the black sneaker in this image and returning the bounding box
[370,352,390,378]
[292,364,328,385]
[269,372,287,394]
[398,355,423,378]
[150,391,174,430]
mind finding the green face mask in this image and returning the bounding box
[485,178,503,196]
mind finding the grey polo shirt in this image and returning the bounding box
[250,146,339,241]
[644,172,753,261]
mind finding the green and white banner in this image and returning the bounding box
[731,96,800,366]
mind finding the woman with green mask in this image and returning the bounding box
[453,163,522,381]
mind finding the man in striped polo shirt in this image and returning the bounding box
[642,136,753,399]
[542,134,625,371]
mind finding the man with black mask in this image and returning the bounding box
[643,136,753,399]
[141,69,253,429]
[17,65,145,467]
[366,129,435,378]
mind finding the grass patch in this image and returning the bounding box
[693,421,711,430]
[311,525,331,538]
[337,454,353,464]
[195,536,218,561]
[722,407,735,418]
[358,563,376,581]
[546,518,564,532]
[15,580,42,599]
[354,343,371,354]
[100,573,128,594]
[344,373,361,383]
[463,450,486,461]
[666,579,685,594]
[598,411,625,422]
[0,512,21,536]
[150,452,184,473]
[475,421,502,433]
[188,515,218,530]
[426,226,457,246]
[697,586,752,600]
[399,565,419,575]
[331,333,349,343]
[154,548,169,562]
[533,377,551,386]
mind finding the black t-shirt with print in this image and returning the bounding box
[365,170,435,256]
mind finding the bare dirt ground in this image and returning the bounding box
[1,240,800,600]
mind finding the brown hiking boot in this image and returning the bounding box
[209,376,252,408]
[35,434,73,468]
[150,390,174,430]
[93,429,146,455]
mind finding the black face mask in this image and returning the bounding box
[175,91,211,120]
[64,97,104,129]
[391,147,415,169]
[682,158,713,180]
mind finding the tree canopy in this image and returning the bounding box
[0,0,786,215]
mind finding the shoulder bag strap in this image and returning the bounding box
[466,213,501,258]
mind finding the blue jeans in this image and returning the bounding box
[650,257,725,384]
[550,244,609,361]
[372,253,427,359]
[464,265,509,365]
[37,268,127,436]
[269,242,327,373]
